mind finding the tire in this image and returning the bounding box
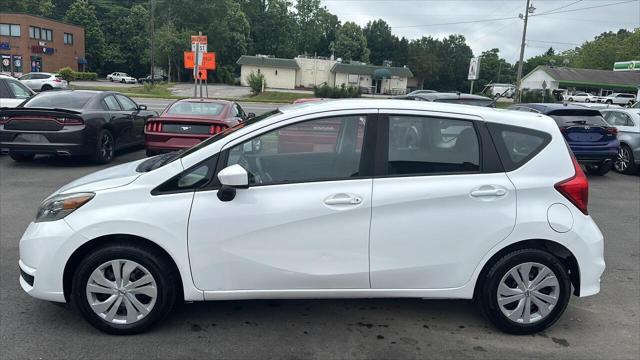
[71,243,178,335]
[110,78,114,82]
[92,129,115,164]
[568,98,574,102]
[9,152,35,162]
[586,161,612,176]
[605,100,613,105]
[614,144,637,174]
[121,79,125,83]
[585,99,590,103]
[476,249,571,335]
[41,84,53,91]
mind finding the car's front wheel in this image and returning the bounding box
[477,249,571,334]
[585,99,590,103]
[72,244,178,335]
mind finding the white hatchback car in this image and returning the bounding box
[18,100,605,335]
[18,72,68,91]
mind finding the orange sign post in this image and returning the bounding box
[184,52,216,70]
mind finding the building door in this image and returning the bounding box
[30,56,42,72]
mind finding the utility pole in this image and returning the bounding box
[150,0,156,87]
[515,0,533,102]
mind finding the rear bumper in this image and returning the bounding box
[145,132,208,152]
[0,126,93,156]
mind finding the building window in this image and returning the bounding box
[1,24,21,37]
[64,33,74,45]
[29,26,53,41]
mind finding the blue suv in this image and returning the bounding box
[510,103,620,175]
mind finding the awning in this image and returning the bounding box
[373,68,391,79]
[77,57,88,65]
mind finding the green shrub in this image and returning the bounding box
[247,71,266,95]
[313,84,361,98]
[520,89,553,103]
[75,71,97,80]
[57,67,75,82]
[215,65,236,85]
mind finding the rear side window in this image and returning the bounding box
[487,123,551,171]
[387,115,480,175]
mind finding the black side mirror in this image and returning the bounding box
[138,104,147,110]
[247,112,256,119]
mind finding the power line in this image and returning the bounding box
[528,39,582,46]
[534,0,583,16]
[532,0,638,17]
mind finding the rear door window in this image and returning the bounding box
[387,115,480,175]
[103,95,122,111]
[487,123,551,171]
[115,95,138,111]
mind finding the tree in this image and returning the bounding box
[5,0,55,16]
[333,22,369,62]
[363,19,394,65]
[475,48,515,92]
[64,0,107,73]
[315,8,340,57]
[295,0,323,55]
[406,36,442,90]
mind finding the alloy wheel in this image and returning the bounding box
[615,147,630,172]
[496,262,559,324]
[85,259,158,324]
[100,132,114,161]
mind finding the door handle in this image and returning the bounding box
[324,193,363,206]
[470,188,507,197]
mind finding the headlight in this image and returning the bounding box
[35,192,94,223]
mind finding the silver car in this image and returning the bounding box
[601,108,640,174]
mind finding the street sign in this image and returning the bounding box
[191,43,207,53]
[191,35,207,44]
[468,57,480,80]
[184,52,216,70]
[196,69,207,80]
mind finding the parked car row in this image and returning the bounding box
[564,92,636,106]
[106,72,168,84]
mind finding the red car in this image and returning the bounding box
[144,99,253,156]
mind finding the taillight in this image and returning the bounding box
[209,124,225,134]
[555,155,589,215]
[606,127,617,135]
[56,117,83,125]
[53,78,62,83]
[146,122,162,132]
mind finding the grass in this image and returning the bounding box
[245,91,313,103]
[70,83,187,99]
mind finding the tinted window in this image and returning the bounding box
[548,110,607,127]
[24,92,94,109]
[487,123,551,171]
[226,115,367,185]
[387,116,480,175]
[0,81,10,98]
[154,155,219,193]
[166,101,224,116]
[115,95,137,111]
[103,95,121,111]
[6,80,32,99]
[32,74,50,80]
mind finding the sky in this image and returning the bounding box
[321,0,640,63]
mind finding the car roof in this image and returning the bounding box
[516,103,597,113]
[410,92,491,101]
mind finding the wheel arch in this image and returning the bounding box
[62,233,184,303]
[473,239,580,299]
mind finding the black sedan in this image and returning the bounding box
[0,90,157,163]
[138,74,167,84]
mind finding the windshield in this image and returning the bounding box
[166,101,225,116]
[549,113,608,127]
[22,92,94,110]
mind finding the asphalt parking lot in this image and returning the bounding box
[0,151,638,359]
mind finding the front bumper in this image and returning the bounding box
[19,220,85,303]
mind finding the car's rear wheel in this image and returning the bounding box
[585,99,590,103]
[121,79,125,83]
[586,161,612,176]
[476,249,571,335]
[606,100,613,105]
[41,84,53,91]
[614,144,637,174]
[568,98,574,102]
[72,244,178,335]
[9,152,35,162]
[92,129,115,164]
[109,78,113,82]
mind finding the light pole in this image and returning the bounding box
[150,0,156,87]
[515,0,535,102]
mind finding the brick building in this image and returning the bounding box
[0,13,85,77]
